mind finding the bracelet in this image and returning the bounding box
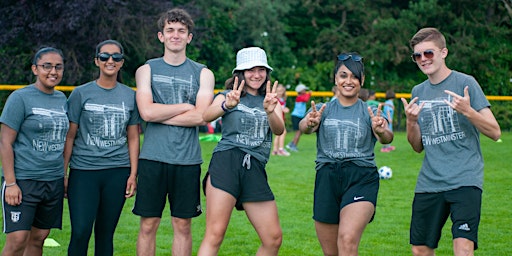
[5,182,16,187]
[221,100,230,112]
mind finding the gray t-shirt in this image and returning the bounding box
[214,92,273,164]
[0,84,69,181]
[313,99,378,170]
[67,81,140,170]
[412,70,490,193]
[139,57,205,165]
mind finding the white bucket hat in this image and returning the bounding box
[232,47,273,74]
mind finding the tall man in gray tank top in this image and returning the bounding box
[132,8,215,256]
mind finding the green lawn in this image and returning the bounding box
[1,132,511,255]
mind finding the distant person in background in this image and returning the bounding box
[381,89,396,152]
[402,27,500,256]
[367,90,380,108]
[272,83,290,156]
[64,39,140,256]
[300,52,393,256]
[359,88,369,101]
[1,47,69,255]
[331,85,339,102]
[286,83,311,152]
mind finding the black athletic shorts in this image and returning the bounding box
[313,162,379,224]
[132,159,202,219]
[2,178,64,233]
[204,148,274,211]
[410,186,481,250]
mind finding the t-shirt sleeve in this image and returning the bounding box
[0,92,25,131]
[66,89,83,124]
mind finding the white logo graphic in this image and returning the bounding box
[10,211,21,223]
[353,196,365,201]
[458,223,470,231]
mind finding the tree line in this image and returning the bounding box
[1,0,511,129]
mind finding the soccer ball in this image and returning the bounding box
[378,166,393,180]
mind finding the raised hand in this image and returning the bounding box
[225,76,245,109]
[306,101,326,128]
[263,80,279,114]
[444,86,471,114]
[367,104,388,134]
[401,97,424,123]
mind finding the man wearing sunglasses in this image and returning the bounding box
[132,8,215,256]
[401,27,501,256]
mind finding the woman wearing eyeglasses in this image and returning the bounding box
[0,47,69,255]
[299,52,394,256]
[64,39,140,256]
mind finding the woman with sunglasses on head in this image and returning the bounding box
[1,47,69,255]
[64,39,140,256]
[300,52,394,256]
[198,47,284,255]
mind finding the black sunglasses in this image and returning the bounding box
[411,50,436,63]
[338,54,363,62]
[97,52,124,62]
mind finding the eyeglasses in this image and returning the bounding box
[97,52,124,62]
[411,49,437,63]
[338,54,363,62]
[37,63,64,72]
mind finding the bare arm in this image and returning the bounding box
[299,101,326,134]
[367,106,394,144]
[264,81,285,135]
[203,94,227,123]
[161,68,215,127]
[0,124,22,205]
[401,97,424,153]
[444,87,501,141]
[63,122,78,177]
[467,108,501,141]
[135,64,195,123]
[125,124,139,198]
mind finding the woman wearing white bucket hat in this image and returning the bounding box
[198,47,284,255]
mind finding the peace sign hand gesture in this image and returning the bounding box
[263,80,279,114]
[224,76,245,109]
[367,104,388,134]
[305,101,326,130]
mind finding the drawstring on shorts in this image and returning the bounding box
[242,153,251,170]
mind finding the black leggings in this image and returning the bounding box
[67,167,130,256]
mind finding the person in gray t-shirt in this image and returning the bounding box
[402,27,500,256]
[299,52,393,256]
[1,47,69,255]
[64,40,140,256]
[132,8,215,256]
[198,47,285,255]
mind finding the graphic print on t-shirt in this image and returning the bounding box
[153,74,196,104]
[322,117,366,159]
[84,103,129,147]
[419,97,465,146]
[32,107,68,152]
[235,104,270,148]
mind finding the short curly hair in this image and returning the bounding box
[157,8,195,33]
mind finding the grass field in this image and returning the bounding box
[1,131,511,255]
